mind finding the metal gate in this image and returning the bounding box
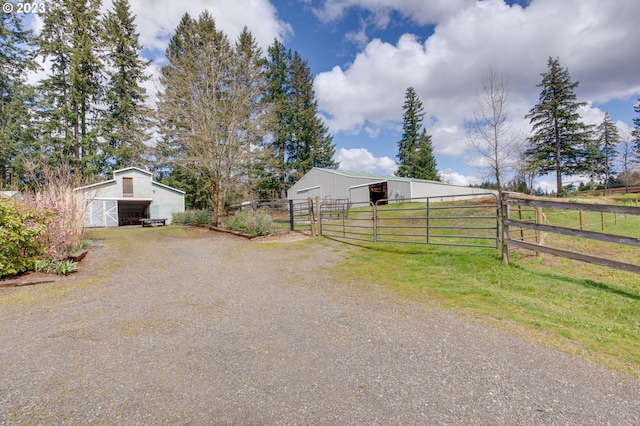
[319,193,499,248]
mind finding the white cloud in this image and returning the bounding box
[126,0,291,54]
[315,0,640,163]
[438,168,480,186]
[336,148,398,174]
[313,0,473,25]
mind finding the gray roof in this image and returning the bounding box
[313,168,445,185]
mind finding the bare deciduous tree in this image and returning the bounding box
[618,129,639,191]
[465,68,523,198]
[157,14,268,224]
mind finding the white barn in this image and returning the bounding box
[75,167,185,227]
[287,168,495,204]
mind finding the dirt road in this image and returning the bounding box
[1,226,638,424]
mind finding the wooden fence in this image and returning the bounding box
[584,185,640,196]
[502,193,640,274]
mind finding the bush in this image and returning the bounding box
[225,210,273,237]
[0,197,52,277]
[172,209,211,226]
[171,211,186,224]
[0,165,87,278]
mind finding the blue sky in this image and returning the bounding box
[29,0,640,190]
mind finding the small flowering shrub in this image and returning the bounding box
[0,166,87,278]
[0,197,53,277]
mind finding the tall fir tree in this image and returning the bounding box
[38,0,104,177]
[286,51,337,182]
[0,9,38,186]
[582,137,605,187]
[264,40,338,198]
[525,57,591,196]
[263,39,290,198]
[102,0,151,172]
[232,26,271,203]
[596,112,619,192]
[397,87,439,180]
[412,129,439,181]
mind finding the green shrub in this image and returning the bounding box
[172,211,186,224]
[225,210,273,237]
[0,197,52,277]
[192,209,211,225]
[172,209,210,226]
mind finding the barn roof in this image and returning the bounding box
[75,166,185,194]
[311,167,444,185]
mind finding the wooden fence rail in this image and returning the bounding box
[502,193,640,274]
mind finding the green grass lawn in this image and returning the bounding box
[333,197,640,377]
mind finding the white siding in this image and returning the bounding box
[75,167,185,227]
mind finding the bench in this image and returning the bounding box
[140,218,167,227]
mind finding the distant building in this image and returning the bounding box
[287,168,495,204]
[75,167,185,227]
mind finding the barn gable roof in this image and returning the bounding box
[310,167,446,186]
[75,166,184,194]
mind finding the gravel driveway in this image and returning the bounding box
[1,226,639,425]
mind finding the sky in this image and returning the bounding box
[28,0,640,190]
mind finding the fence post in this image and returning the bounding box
[288,199,294,231]
[501,193,510,265]
[308,198,316,237]
[316,196,321,237]
[373,201,378,242]
[579,210,584,230]
[426,198,430,244]
[536,206,544,257]
[517,205,524,241]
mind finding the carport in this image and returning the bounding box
[117,199,151,226]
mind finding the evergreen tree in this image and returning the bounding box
[397,87,439,180]
[286,51,337,182]
[39,0,104,177]
[264,41,338,198]
[232,26,271,204]
[525,57,591,196]
[0,9,38,186]
[596,112,619,192]
[102,0,151,172]
[582,137,604,188]
[411,129,439,181]
[263,39,290,197]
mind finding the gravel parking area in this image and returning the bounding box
[1,226,639,425]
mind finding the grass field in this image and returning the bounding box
[333,195,640,377]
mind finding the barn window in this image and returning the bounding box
[123,177,133,197]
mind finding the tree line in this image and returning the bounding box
[1,0,337,223]
[4,1,640,213]
[398,58,640,198]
